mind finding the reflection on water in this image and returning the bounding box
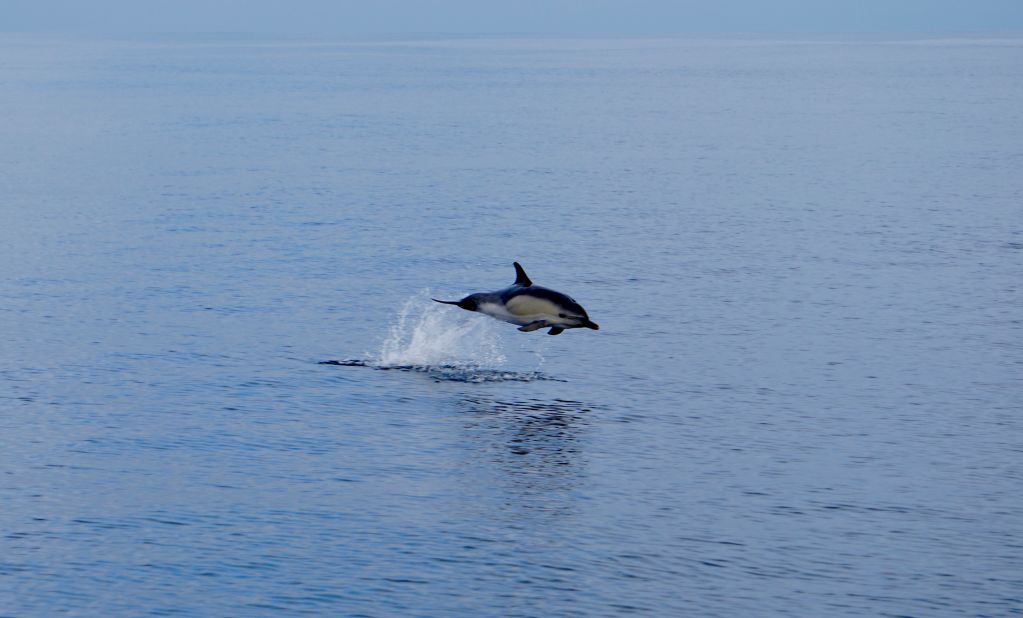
[457,397,593,512]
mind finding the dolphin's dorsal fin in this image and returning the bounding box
[513,262,532,287]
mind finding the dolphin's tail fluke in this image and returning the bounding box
[433,297,477,311]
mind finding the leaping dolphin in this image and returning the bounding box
[433,262,599,336]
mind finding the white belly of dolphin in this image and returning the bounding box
[506,295,562,318]
[478,299,565,327]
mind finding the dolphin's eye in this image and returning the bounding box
[558,313,568,318]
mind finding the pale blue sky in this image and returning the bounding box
[2,0,1022,34]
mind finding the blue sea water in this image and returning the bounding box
[1,34,1021,616]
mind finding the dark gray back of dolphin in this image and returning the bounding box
[434,262,531,307]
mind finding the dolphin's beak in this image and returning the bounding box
[584,320,599,330]
[431,299,461,305]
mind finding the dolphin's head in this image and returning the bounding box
[556,303,599,330]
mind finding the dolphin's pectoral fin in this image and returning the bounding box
[547,327,564,336]
[513,262,533,287]
[518,320,547,332]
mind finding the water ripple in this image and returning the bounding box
[319,359,563,383]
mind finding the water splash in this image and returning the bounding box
[377,294,506,369]
[321,293,561,383]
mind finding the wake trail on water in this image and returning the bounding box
[321,293,560,383]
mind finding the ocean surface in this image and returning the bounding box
[1,34,1021,617]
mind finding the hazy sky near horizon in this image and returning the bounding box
[3,0,1023,35]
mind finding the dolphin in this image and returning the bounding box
[433,262,599,336]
